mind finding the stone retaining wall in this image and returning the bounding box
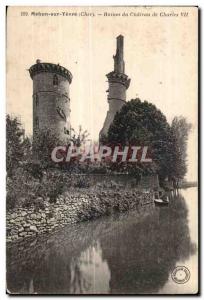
[6,189,153,243]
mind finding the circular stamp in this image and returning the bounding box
[171,266,190,284]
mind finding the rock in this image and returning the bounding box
[27,232,35,236]
[27,219,36,224]
[36,213,42,220]
[19,232,27,237]
[13,222,20,226]
[30,214,37,219]
[25,227,31,232]
[15,216,23,222]
[49,218,55,222]
[10,213,17,219]
[30,225,38,233]
[10,229,18,235]
[12,235,19,240]
[21,211,27,217]
[18,227,24,233]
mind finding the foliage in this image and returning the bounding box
[70,125,90,147]
[170,116,192,182]
[6,115,32,177]
[6,116,93,209]
[7,168,67,210]
[105,98,175,180]
[32,129,63,168]
[6,167,42,210]
[40,170,65,203]
[73,176,90,188]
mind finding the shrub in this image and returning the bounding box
[6,115,32,177]
[32,129,64,169]
[74,176,90,188]
[6,167,39,210]
[6,168,68,210]
[41,170,65,203]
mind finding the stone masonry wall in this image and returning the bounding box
[6,189,154,243]
[33,71,71,142]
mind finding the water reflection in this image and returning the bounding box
[7,188,197,294]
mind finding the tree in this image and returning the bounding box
[32,129,63,169]
[106,99,175,181]
[6,115,29,177]
[32,126,90,173]
[70,125,90,147]
[171,116,192,186]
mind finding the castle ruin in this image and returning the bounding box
[29,60,72,142]
[100,35,131,138]
[29,36,130,143]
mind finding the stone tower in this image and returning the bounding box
[100,35,130,138]
[29,60,72,142]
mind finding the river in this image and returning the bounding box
[7,187,198,294]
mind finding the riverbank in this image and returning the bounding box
[6,188,154,243]
[7,188,197,294]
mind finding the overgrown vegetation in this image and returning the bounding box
[6,115,31,177]
[6,115,94,210]
[6,101,191,210]
[104,99,191,184]
[170,116,192,187]
[70,125,90,147]
[6,166,66,210]
[6,116,67,209]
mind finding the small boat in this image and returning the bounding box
[154,191,169,206]
[154,198,169,206]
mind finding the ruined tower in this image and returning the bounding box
[29,60,72,142]
[100,35,130,138]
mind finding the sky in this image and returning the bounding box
[6,6,198,181]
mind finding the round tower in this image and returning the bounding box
[29,60,72,142]
[100,35,130,139]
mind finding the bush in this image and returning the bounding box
[6,115,32,177]
[106,98,175,180]
[73,176,90,188]
[6,167,39,210]
[32,129,64,169]
[41,170,65,203]
[6,167,68,210]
